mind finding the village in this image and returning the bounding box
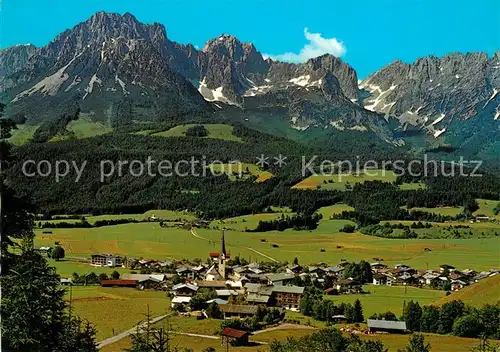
[48,230,499,346]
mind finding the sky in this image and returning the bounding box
[1,0,499,77]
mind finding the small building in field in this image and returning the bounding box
[331,315,348,323]
[220,328,250,346]
[60,278,73,285]
[100,279,137,288]
[368,319,407,334]
[219,304,258,319]
[171,296,191,309]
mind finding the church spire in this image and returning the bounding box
[221,230,227,256]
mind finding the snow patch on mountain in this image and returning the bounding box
[289,75,311,87]
[483,88,498,108]
[434,128,446,138]
[198,78,235,105]
[83,74,102,100]
[115,75,129,95]
[432,113,446,125]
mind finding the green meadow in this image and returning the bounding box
[151,123,242,142]
[208,162,273,182]
[326,284,445,318]
[292,170,398,190]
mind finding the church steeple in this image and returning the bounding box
[218,230,227,279]
[221,230,227,257]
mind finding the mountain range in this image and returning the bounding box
[0,11,498,161]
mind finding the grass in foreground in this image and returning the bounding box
[66,286,170,341]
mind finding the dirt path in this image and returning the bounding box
[252,323,318,335]
[97,314,169,349]
[190,228,279,263]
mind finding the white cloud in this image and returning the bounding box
[264,28,346,63]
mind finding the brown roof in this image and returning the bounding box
[196,280,227,288]
[336,279,358,286]
[101,280,137,286]
[219,304,258,315]
[220,328,249,338]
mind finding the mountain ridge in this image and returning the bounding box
[0,11,498,159]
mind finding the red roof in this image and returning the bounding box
[220,328,248,338]
[209,252,231,258]
[101,280,137,286]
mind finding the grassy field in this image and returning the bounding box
[208,163,273,182]
[404,206,464,217]
[36,217,499,275]
[315,204,355,218]
[362,333,491,352]
[100,323,493,352]
[151,123,242,142]
[7,124,40,145]
[65,286,170,341]
[434,274,500,307]
[326,284,445,318]
[381,220,500,239]
[293,170,398,191]
[37,209,195,226]
[66,116,113,139]
[474,199,500,220]
[399,182,427,190]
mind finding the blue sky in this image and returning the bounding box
[1,0,499,77]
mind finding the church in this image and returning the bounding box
[205,231,230,281]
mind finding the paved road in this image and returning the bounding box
[190,228,279,263]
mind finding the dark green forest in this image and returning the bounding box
[6,121,500,221]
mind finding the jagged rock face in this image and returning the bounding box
[0,44,36,76]
[0,11,388,141]
[360,52,500,139]
[0,44,37,92]
[194,35,360,106]
[1,12,209,123]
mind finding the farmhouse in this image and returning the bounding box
[439,264,455,273]
[171,296,191,309]
[370,262,388,272]
[265,273,295,286]
[172,283,198,296]
[367,319,407,334]
[335,279,361,293]
[272,285,304,310]
[91,254,122,267]
[219,304,258,319]
[373,274,390,286]
[220,328,250,346]
[176,267,196,280]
